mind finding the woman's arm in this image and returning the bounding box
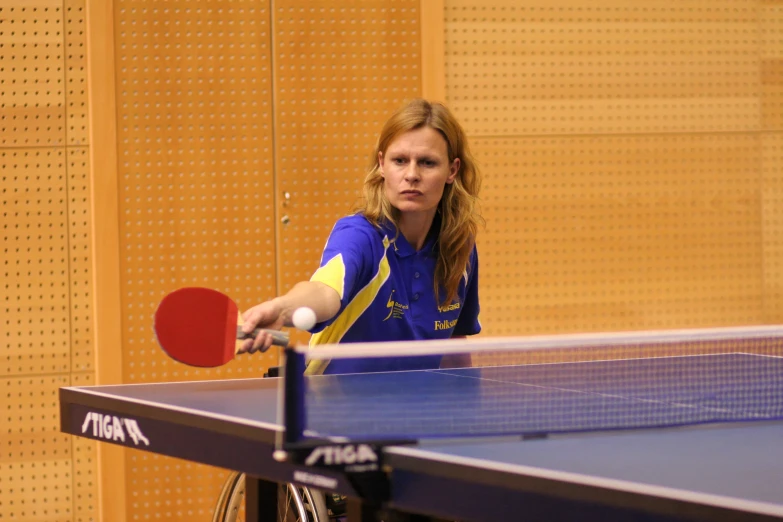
[238,281,341,353]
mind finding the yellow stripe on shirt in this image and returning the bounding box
[310,253,346,299]
[305,237,393,375]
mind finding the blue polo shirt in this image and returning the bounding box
[306,214,481,374]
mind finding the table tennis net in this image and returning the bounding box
[282,326,783,443]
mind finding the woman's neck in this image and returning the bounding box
[397,210,437,251]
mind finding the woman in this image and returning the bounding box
[240,98,483,374]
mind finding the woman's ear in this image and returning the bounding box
[446,157,461,184]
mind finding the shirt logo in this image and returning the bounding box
[434,319,458,331]
[81,412,150,446]
[438,302,460,313]
[383,290,408,320]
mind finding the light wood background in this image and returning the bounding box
[456,1,783,334]
[0,0,780,520]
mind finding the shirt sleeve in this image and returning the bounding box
[452,246,481,336]
[309,217,374,331]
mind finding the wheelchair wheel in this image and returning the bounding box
[214,472,331,522]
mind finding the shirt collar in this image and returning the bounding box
[381,215,440,258]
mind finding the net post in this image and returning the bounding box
[283,346,306,446]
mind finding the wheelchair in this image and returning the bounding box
[211,470,348,522]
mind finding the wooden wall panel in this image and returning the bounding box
[446,1,761,137]
[1,1,98,520]
[763,133,783,322]
[113,1,276,520]
[762,2,783,322]
[0,1,67,147]
[762,2,782,129]
[0,375,74,521]
[1,148,71,375]
[64,0,88,146]
[66,147,94,373]
[476,134,763,334]
[83,0,126,518]
[114,0,277,382]
[445,0,774,335]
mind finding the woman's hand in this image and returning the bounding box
[239,299,285,354]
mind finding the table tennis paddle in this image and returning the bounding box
[153,287,289,367]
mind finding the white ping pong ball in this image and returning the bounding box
[273,449,288,462]
[292,307,317,331]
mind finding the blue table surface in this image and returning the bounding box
[390,421,783,509]
[70,357,783,514]
[306,353,783,439]
[83,378,282,426]
[83,353,783,441]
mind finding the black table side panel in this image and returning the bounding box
[60,391,359,497]
[389,469,780,522]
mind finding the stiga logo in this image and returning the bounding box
[304,444,378,472]
[81,412,150,446]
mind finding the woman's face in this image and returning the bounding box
[378,127,460,218]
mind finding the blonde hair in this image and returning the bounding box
[358,99,483,307]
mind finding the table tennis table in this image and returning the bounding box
[60,345,783,522]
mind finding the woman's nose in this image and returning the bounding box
[403,164,420,181]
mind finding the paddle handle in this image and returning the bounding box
[236,326,289,347]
